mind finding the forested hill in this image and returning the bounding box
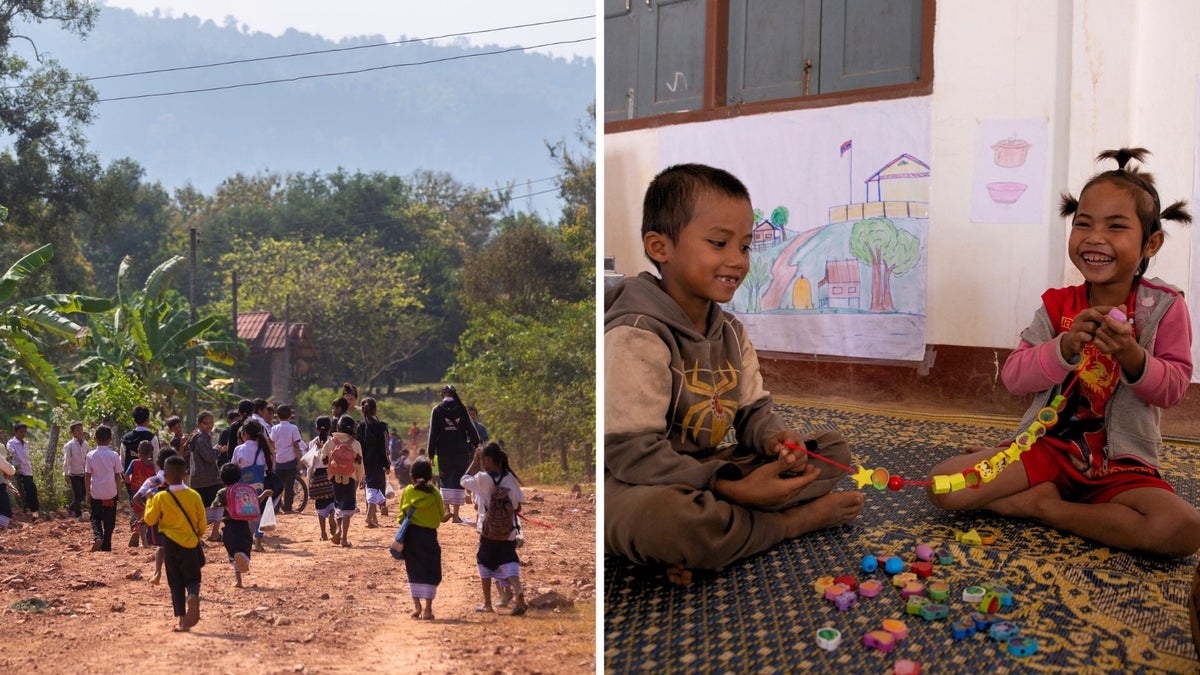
[19,5,594,215]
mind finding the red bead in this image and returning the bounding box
[888,475,905,491]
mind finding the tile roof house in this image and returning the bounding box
[236,311,317,401]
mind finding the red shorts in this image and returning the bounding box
[1020,441,1174,504]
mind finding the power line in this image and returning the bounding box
[94,37,594,103]
[80,15,595,85]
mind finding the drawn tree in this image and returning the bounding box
[752,208,764,223]
[849,217,921,312]
[770,205,789,229]
[741,255,770,313]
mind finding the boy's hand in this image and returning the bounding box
[765,430,805,460]
[715,458,821,510]
[1092,304,1146,377]
[1060,307,1111,360]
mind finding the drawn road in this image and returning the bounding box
[760,225,827,311]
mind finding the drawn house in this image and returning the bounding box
[866,153,930,203]
[817,259,861,309]
[752,218,786,249]
[237,311,318,401]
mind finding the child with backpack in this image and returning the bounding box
[460,442,527,616]
[303,416,337,541]
[232,419,274,552]
[142,455,206,632]
[211,462,255,588]
[319,415,362,547]
[125,441,158,547]
[397,459,444,620]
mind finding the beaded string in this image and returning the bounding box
[782,301,1126,493]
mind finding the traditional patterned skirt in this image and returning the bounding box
[404,524,441,599]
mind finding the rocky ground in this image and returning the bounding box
[0,482,595,674]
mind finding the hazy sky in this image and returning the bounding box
[101,0,596,60]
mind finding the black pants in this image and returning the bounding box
[163,537,202,618]
[0,483,11,523]
[16,474,38,513]
[275,459,298,511]
[90,498,117,551]
[68,475,86,517]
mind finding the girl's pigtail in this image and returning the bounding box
[1161,200,1193,225]
[1097,147,1149,170]
[1059,192,1079,217]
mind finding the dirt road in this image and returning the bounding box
[0,484,595,674]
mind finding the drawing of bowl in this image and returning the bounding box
[986,181,1027,204]
[992,138,1031,167]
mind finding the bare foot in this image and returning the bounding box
[149,574,161,585]
[411,610,422,619]
[781,491,864,538]
[233,581,243,589]
[666,564,693,587]
[423,610,434,620]
[987,481,1061,519]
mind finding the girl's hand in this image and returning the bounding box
[1060,307,1111,360]
[1092,304,1146,377]
[714,457,819,510]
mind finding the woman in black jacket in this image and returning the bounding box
[427,385,480,523]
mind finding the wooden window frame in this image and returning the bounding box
[605,0,936,134]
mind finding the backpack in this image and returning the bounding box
[225,483,261,521]
[481,475,517,541]
[327,437,357,477]
[121,429,155,464]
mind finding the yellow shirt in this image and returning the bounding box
[398,484,444,530]
[143,486,206,548]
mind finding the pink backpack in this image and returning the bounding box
[327,437,356,477]
[225,483,261,521]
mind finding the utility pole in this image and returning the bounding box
[189,227,198,424]
[232,270,239,395]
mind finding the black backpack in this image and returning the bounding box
[121,429,155,465]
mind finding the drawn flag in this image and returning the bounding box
[840,139,852,156]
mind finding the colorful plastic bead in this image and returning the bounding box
[814,576,835,595]
[892,572,917,587]
[893,660,921,675]
[971,613,995,631]
[885,557,905,575]
[989,621,1019,641]
[825,583,851,601]
[932,475,951,494]
[1004,446,1024,463]
[919,603,949,621]
[859,579,883,598]
[1050,394,1066,410]
[862,554,878,574]
[976,461,996,483]
[1014,431,1034,449]
[900,582,926,600]
[914,544,934,562]
[887,475,905,491]
[987,585,1013,607]
[1107,306,1128,323]
[936,549,954,565]
[955,530,982,546]
[1007,636,1038,657]
[978,591,1003,614]
[963,469,981,488]
[905,596,930,616]
[948,473,967,492]
[928,581,950,601]
[911,561,933,579]
[962,586,986,603]
[834,574,858,591]
[951,619,977,640]
[834,591,857,611]
[871,468,890,491]
[882,618,908,640]
[1036,406,1058,425]
[1029,421,1047,437]
[816,626,842,651]
[863,630,896,653]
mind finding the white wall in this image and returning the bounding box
[603,0,1200,350]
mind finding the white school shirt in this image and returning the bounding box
[460,471,524,540]
[63,437,90,476]
[270,421,304,463]
[7,437,32,475]
[232,440,265,469]
[85,446,123,500]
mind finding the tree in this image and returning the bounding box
[849,217,921,312]
[77,256,235,415]
[461,214,587,317]
[215,236,432,392]
[741,256,770,313]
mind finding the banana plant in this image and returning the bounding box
[0,243,112,411]
[76,255,236,415]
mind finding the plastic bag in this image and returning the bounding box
[258,494,277,531]
[385,481,395,498]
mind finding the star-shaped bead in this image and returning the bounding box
[852,465,874,489]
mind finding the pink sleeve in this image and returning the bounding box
[1124,297,1193,408]
[1001,335,1074,395]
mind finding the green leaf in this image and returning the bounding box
[0,243,53,304]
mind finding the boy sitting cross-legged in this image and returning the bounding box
[605,163,863,585]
